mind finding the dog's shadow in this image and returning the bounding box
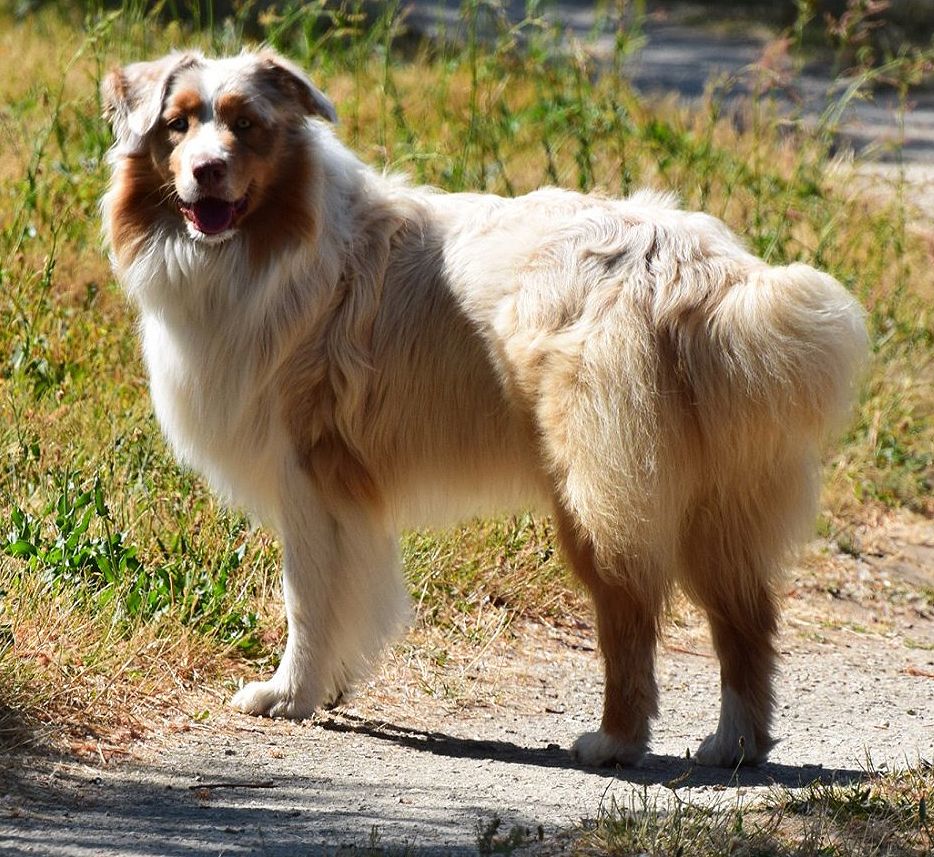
[320,711,865,789]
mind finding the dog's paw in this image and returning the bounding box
[572,730,647,767]
[693,731,769,768]
[322,688,347,711]
[230,680,316,719]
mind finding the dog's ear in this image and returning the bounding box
[257,51,337,123]
[102,53,200,152]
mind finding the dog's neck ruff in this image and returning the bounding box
[120,226,245,318]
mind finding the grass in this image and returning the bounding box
[0,0,930,764]
[572,758,934,857]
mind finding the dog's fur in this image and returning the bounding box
[101,49,868,767]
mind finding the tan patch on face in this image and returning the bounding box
[165,87,203,122]
[214,90,283,160]
[214,92,251,122]
[243,133,317,270]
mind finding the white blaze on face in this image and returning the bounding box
[175,73,227,204]
[177,123,229,200]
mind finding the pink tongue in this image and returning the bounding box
[192,198,235,234]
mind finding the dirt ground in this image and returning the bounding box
[0,510,931,855]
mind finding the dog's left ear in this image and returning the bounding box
[258,52,337,123]
[102,52,200,152]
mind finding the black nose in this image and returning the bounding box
[192,158,227,189]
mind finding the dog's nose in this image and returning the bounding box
[192,158,227,190]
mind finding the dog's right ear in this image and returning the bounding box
[102,53,199,153]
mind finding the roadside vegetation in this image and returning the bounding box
[0,0,931,851]
[568,759,934,857]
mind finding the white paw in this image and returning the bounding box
[693,731,763,767]
[694,687,772,767]
[230,679,316,719]
[572,730,647,767]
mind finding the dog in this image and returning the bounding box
[101,48,867,767]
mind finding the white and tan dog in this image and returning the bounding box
[101,49,867,767]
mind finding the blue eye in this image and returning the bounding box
[234,117,252,131]
[167,116,189,132]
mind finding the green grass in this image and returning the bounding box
[0,0,931,751]
[573,759,934,857]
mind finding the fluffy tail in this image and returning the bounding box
[697,262,868,437]
[654,261,869,596]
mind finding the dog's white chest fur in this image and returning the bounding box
[129,239,285,519]
[142,318,267,486]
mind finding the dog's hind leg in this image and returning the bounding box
[556,507,665,767]
[677,492,789,767]
[232,462,407,718]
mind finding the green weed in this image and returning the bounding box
[4,471,259,649]
[578,759,934,857]
[476,814,533,856]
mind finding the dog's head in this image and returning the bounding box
[102,50,335,248]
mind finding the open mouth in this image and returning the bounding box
[178,196,249,236]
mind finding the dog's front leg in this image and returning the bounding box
[232,463,407,719]
[231,469,340,718]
